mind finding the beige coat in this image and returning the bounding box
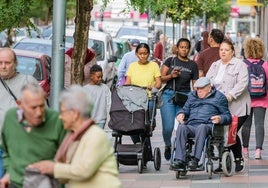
[206,57,251,116]
[54,125,121,188]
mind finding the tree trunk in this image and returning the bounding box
[71,0,93,85]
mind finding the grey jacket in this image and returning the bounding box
[207,57,251,116]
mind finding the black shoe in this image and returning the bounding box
[164,146,171,160]
[235,158,244,172]
[213,167,223,174]
[170,159,186,171]
[188,158,199,170]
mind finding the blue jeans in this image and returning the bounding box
[0,149,5,178]
[160,89,187,147]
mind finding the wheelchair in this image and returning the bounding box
[171,124,233,179]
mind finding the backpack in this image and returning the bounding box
[244,59,267,98]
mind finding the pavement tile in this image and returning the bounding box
[105,110,268,187]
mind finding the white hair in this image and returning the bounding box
[59,85,94,118]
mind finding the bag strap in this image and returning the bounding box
[172,57,176,93]
[0,77,17,101]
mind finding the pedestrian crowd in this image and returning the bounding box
[0,27,267,187]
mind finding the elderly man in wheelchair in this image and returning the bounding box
[170,77,232,171]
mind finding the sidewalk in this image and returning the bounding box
[106,110,268,188]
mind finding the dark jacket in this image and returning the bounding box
[178,87,232,126]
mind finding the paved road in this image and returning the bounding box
[105,110,268,188]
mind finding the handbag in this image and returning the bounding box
[154,84,166,109]
[22,168,61,188]
[172,92,188,106]
[168,57,188,106]
[226,116,238,147]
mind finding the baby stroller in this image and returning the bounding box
[108,85,161,173]
[171,124,234,179]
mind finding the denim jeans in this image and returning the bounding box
[160,89,186,147]
[0,149,5,178]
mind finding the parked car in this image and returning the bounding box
[112,38,131,67]
[115,26,148,43]
[13,38,73,57]
[12,27,41,43]
[13,49,51,98]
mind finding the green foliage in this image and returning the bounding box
[0,0,33,31]
[118,0,231,25]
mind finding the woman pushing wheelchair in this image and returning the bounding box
[170,77,232,171]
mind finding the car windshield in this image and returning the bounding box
[16,56,43,81]
[88,39,104,61]
[116,27,148,38]
[14,43,52,57]
[113,42,124,59]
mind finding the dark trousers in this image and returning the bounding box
[242,107,266,149]
[229,115,248,159]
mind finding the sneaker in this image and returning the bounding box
[235,158,244,172]
[164,146,171,160]
[242,147,249,158]
[255,148,262,160]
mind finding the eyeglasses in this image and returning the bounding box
[60,109,72,115]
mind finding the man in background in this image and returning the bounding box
[0,48,38,178]
[117,39,140,86]
[195,29,224,77]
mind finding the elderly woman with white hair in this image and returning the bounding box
[29,85,121,188]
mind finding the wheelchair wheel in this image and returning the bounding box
[153,147,161,170]
[138,159,143,174]
[222,151,233,177]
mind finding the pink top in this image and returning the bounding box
[247,58,268,108]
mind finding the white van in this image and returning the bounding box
[64,28,117,88]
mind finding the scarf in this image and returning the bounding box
[54,118,95,163]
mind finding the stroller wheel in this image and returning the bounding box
[222,151,233,177]
[154,147,161,170]
[138,159,143,174]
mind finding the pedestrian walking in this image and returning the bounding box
[196,29,224,77]
[0,47,38,178]
[207,39,251,172]
[83,64,111,129]
[125,43,161,143]
[28,85,121,188]
[117,39,140,86]
[160,38,199,160]
[241,37,268,159]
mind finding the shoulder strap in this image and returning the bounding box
[0,77,17,101]
[244,59,264,66]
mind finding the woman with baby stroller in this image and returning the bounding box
[108,43,162,173]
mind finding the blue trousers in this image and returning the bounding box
[160,89,183,147]
[174,124,213,162]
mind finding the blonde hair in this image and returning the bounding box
[244,37,265,59]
